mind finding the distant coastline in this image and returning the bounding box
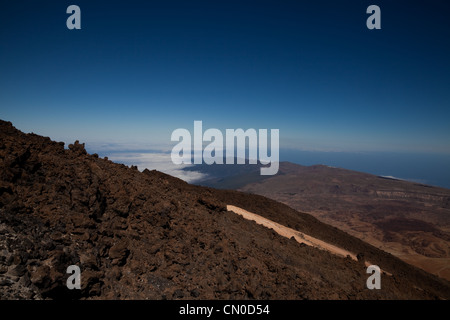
[91,147,450,190]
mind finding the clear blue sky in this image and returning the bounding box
[1,0,450,154]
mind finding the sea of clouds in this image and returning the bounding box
[104,152,209,183]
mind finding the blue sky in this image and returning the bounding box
[1,0,450,155]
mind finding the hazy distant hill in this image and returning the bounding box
[183,160,266,189]
[189,161,450,281]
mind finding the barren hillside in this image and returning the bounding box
[1,120,449,299]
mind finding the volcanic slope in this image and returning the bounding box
[0,120,449,299]
[207,162,450,281]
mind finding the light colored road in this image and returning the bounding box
[227,205,358,261]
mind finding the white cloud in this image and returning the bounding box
[106,152,209,183]
[380,175,404,180]
[380,175,428,185]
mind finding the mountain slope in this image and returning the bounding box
[193,161,450,281]
[1,120,449,299]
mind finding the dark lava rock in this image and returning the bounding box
[9,264,27,277]
[68,140,87,156]
[108,241,130,266]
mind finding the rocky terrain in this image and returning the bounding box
[192,162,450,281]
[1,120,450,299]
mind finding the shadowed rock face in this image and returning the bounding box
[1,119,449,300]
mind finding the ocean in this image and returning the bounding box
[281,149,450,190]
